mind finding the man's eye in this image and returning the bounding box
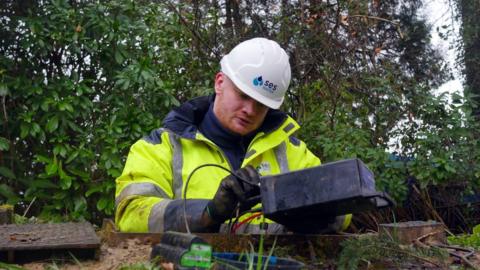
[236,90,248,99]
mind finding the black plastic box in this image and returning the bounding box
[260,159,393,232]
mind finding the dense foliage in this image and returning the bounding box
[448,223,480,248]
[0,0,197,222]
[0,0,479,227]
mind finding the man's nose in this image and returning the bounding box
[242,99,260,115]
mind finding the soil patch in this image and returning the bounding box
[21,239,151,270]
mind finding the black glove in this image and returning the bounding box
[204,165,261,223]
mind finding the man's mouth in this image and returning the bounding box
[237,117,252,126]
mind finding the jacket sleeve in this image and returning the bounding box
[285,135,321,169]
[115,129,217,233]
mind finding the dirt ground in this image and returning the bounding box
[16,239,480,270]
[9,224,480,270]
[20,239,153,270]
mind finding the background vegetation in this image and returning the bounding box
[0,0,479,231]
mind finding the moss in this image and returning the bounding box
[0,204,14,211]
[0,204,14,224]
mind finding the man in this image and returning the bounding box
[115,37,350,233]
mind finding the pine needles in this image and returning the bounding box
[337,234,449,269]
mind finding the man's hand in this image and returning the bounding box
[203,165,260,224]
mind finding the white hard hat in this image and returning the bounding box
[220,37,291,109]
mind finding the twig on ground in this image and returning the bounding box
[414,231,477,269]
[434,244,477,269]
[23,197,36,217]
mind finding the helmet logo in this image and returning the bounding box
[252,76,278,93]
[253,76,263,86]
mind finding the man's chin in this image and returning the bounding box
[231,125,252,136]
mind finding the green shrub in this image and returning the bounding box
[0,0,212,222]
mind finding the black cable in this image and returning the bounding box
[183,163,233,234]
[182,163,262,233]
[227,203,242,234]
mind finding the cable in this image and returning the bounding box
[183,163,233,234]
[232,212,263,233]
[182,163,262,234]
[229,207,263,234]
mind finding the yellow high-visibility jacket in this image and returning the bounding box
[115,96,350,233]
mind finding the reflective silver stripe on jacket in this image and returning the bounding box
[283,123,295,133]
[169,132,184,199]
[245,149,256,159]
[274,141,289,173]
[115,182,170,207]
[148,199,172,232]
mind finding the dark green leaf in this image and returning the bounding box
[46,116,59,132]
[0,84,8,96]
[31,123,41,135]
[64,103,74,112]
[60,176,72,189]
[0,137,9,151]
[68,168,89,179]
[53,192,67,200]
[74,196,87,212]
[46,163,58,175]
[35,154,51,164]
[0,184,19,201]
[86,185,103,197]
[97,197,109,210]
[31,179,57,189]
[41,100,49,111]
[65,151,79,164]
[58,163,72,189]
[115,50,124,64]
[0,166,15,179]
[20,124,29,138]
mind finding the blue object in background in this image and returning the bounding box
[212,252,303,270]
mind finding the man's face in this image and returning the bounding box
[213,72,269,136]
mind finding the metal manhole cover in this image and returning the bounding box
[0,222,100,262]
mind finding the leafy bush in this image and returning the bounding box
[0,0,213,222]
[300,77,480,203]
[448,224,480,248]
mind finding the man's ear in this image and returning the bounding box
[214,72,224,95]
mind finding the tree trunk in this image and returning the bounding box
[460,0,480,120]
